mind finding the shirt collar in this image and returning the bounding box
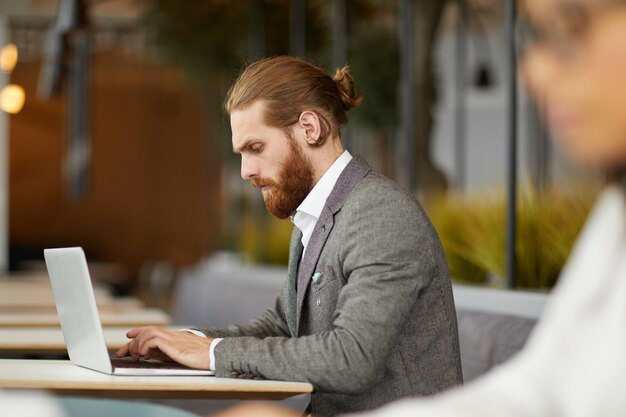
[292,150,352,227]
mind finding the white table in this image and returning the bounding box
[0,277,143,312]
[0,359,314,400]
[0,308,171,328]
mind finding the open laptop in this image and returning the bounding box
[44,246,214,376]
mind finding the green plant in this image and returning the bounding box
[427,183,598,289]
[239,214,292,266]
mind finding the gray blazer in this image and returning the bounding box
[202,156,462,417]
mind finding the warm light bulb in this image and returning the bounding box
[0,43,18,73]
[0,84,25,114]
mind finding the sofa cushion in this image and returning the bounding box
[456,308,537,381]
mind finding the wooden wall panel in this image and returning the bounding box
[8,52,221,281]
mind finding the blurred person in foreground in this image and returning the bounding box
[0,390,66,417]
[211,0,626,416]
[117,56,462,416]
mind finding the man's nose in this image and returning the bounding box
[240,155,258,180]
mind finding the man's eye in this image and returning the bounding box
[250,145,263,153]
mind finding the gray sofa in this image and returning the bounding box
[173,255,548,382]
[453,285,547,381]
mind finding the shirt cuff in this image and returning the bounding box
[209,338,223,372]
[179,328,207,338]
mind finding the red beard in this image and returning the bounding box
[252,140,314,219]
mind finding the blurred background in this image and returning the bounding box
[0,0,601,304]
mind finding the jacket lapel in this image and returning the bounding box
[294,156,371,333]
[295,209,335,333]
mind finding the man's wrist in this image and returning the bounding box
[180,328,220,370]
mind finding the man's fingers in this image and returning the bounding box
[115,343,130,358]
[116,328,210,369]
[125,327,145,338]
[118,327,170,360]
[133,328,172,356]
[126,325,165,338]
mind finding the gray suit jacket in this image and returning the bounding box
[202,156,462,417]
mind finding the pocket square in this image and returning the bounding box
[312,272,321,283]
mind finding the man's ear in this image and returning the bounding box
[298,111,321,145]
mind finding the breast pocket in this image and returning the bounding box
[311,271,337,292]
[308,267,341,331]
[312,268,338,292]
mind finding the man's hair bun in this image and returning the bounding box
[333,65,363,111]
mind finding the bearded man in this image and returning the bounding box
[117,56,462,417]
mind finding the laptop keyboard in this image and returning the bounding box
[111,358,197,370]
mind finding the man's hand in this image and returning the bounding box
[209,403,301,417]
[115,326,214,370]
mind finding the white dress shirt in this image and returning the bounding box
[353,185,626,417]
[291,150,353,256]
[198,150,353,371]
